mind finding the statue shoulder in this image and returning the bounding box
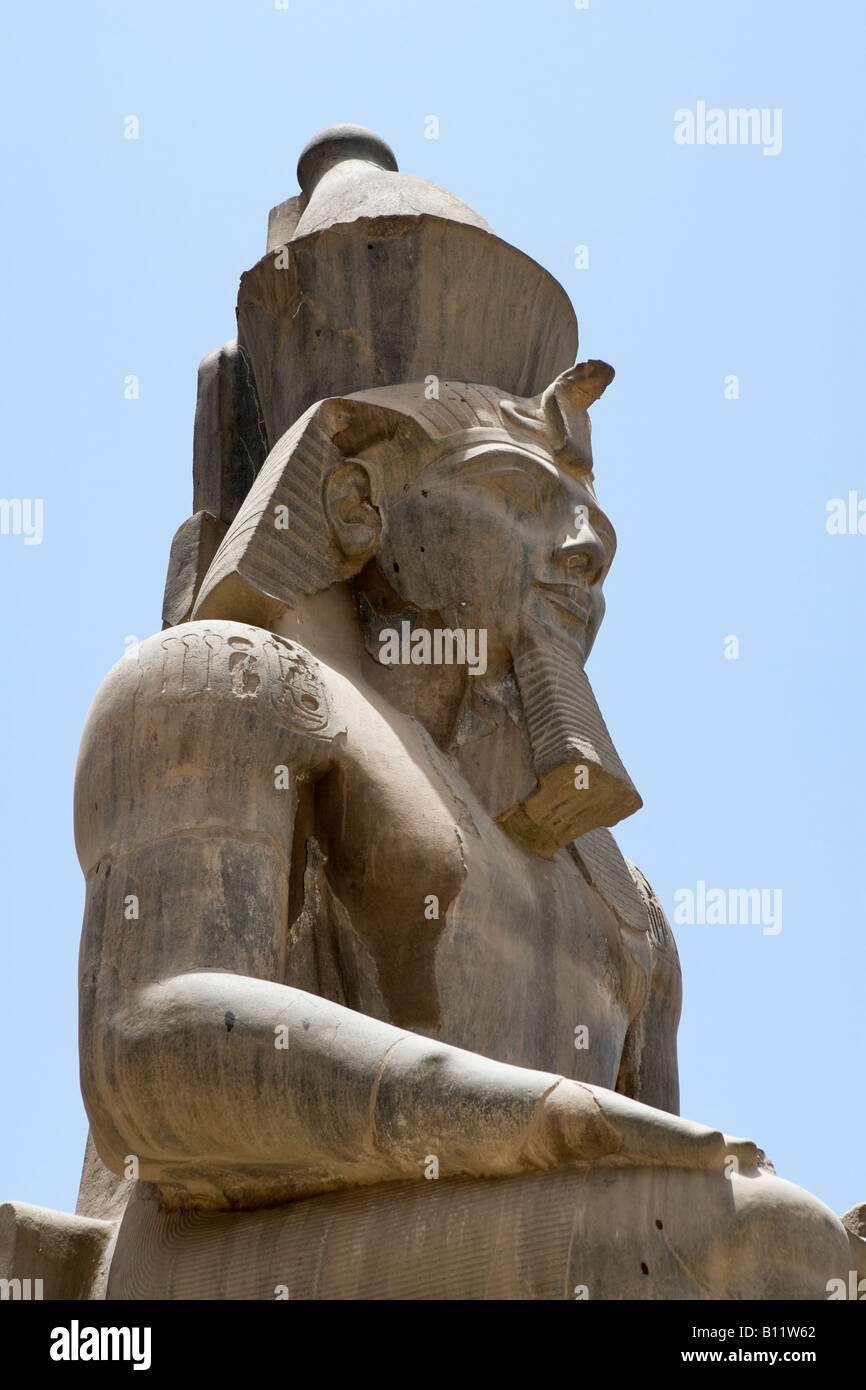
[75,621,345,869]
[82,620,341,744]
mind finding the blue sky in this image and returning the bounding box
[1,0,863,1222]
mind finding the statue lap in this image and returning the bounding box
[106,1167,852,1301]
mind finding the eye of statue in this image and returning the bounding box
[486,467,542,513]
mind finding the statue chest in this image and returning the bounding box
[294,701,648,1085]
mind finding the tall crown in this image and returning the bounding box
[236,125,579,446]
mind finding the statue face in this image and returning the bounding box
[370,441,616,666]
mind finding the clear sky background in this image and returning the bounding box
[1,0,863,1223]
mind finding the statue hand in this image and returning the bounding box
[539,1080,762,1173]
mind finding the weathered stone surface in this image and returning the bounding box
[266,195,303,252]
[239,126,575,445]
[0,1201,114,1300]
[192,339,267,524]
[842,1200,866,1238]
[105,1168,852,1301]
[238,220,578,448]
[76,1131,133,1225]
[161,509,227,629]
[845,1235,866,1286]
[293,124,492,239]
[163,336,267,631]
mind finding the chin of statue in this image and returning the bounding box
[497,606,642,858]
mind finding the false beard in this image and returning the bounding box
[497,615,641,858]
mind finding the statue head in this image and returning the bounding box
[194,360,616,671]
[193,359,639,853]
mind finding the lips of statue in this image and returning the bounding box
[372,444,616,667]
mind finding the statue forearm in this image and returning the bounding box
[83,970,757,1210]
[83,970,624,1204]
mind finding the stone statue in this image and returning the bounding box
[3,126,864,1300]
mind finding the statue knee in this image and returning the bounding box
[716,1173,852,1299]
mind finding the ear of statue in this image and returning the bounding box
[324,460,382,561]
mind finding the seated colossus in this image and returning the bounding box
[74,364,853,1296]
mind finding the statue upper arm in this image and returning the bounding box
[74,621,343,989]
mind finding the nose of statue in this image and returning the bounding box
[554,521,608,586]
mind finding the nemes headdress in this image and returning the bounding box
[192,360,614,626]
